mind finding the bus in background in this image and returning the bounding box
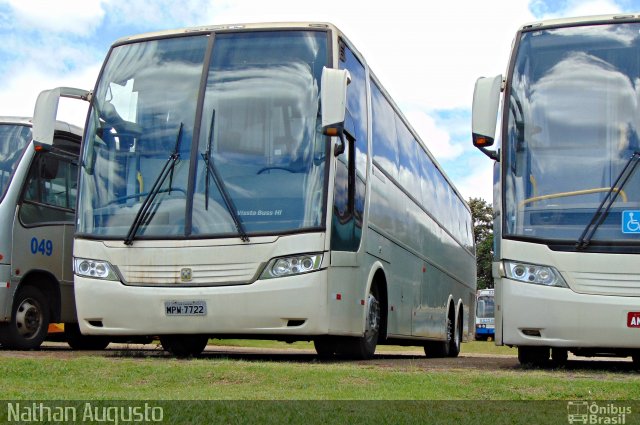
[475,289,494,341]
[0,114,109,350]
[472,14,640,365]
[37,22,476,359]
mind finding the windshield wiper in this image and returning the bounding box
[124,123,183,246]
[202,110,249,243]
[576,151,640,250]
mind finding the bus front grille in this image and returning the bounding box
[568,271,640,297]
[117,262,262,286]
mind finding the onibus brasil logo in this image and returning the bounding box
[567,401,631,424]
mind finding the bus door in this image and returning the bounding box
[11,147,78,322]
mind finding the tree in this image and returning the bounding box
[469,197,494,290]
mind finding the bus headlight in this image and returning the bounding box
[260,253,323,279]
[74,258,119,281]
[504,260,567,288]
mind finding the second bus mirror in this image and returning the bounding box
[320,67,351,135]
[32,87,91,146]
[472,75,502,150]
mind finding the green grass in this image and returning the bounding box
[0,343,636,425]
[0,352,637,401]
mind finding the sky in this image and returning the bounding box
[1,0,639,202]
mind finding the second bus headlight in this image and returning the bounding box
[74,258,119,281]
[260,254,323,279]
[503,260,567,288]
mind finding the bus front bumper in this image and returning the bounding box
[500,278,640,349]
[75,270,328,336]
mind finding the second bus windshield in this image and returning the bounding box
[79,30,328,239]
[505,23,640,246]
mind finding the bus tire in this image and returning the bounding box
[448,311,462,358]
[551,348,568,366]
[313,337,338,359]
[160,335,208,358]
[340,285,381,360]
[518,346,550,367]
[424,310,456,358]
[64,323,110,350]
[0,286,50,350]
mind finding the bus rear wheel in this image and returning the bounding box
[0,286,49,350]
[160,335,209,358]
[424,309,460,358]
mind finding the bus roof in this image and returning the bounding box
[112,22,341,46]
[520,13,640,31]
[0,116,82,137]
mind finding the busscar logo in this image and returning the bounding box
[180,268,192,282]
[567,402,631,424]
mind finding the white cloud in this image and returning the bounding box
[405,109,464,161]
[0,63,99,127]
[101,0,212,30]
[455,159,495,204]
[0,0,105,36]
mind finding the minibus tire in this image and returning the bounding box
[1,286,50,350]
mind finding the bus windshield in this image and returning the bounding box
[0,124,31,200]
[78,30,328,239]
[476,295,494,319]
[504,23,640,245]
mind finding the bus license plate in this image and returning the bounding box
[165,301,207,316]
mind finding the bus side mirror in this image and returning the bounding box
[472,75,502,161]
[32,87,91,146]
[321,67,351,136]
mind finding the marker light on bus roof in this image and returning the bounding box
[260,253,323,279]
[503,260,567,288]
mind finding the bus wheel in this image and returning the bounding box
[518,346,550,367]
[160,335,209,358]
[314,337,337,359]
[342,286,381,360]
[448,311,462,358]
[0,286,50,350]
[551,348,568,366]
[424,313,455,358]
[64,323,110,350]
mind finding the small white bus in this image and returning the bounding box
[475,289,494,341]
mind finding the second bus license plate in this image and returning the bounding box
[165,300,207,316]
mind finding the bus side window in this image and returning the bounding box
[331,39,368,252]
[20,152,77,225]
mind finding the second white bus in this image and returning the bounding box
[473,14,640,365]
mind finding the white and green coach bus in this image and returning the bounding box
[473,14,640,365]
[37,22,476,358]
[0,113,109,350]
